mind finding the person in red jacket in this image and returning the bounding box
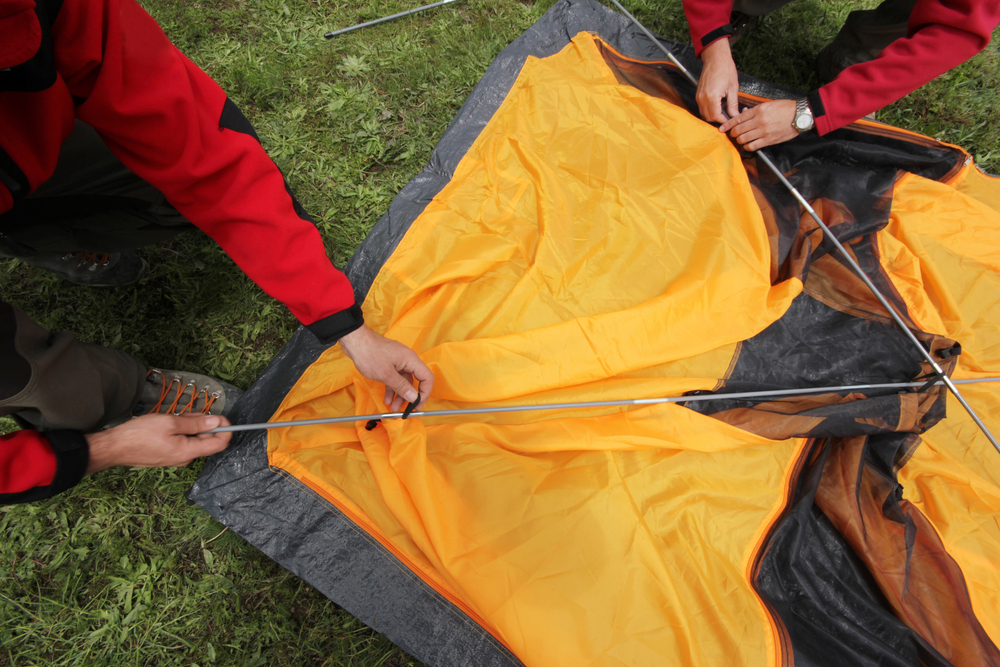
[0,0,434,504]
[682,0,1000,150]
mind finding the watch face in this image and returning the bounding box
[795,114,811,131]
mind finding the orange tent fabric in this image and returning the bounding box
[266,33,1000,667]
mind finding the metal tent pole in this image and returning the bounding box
[324,0,459,39]
[604,0,1000,455]
[209,377,1000,433]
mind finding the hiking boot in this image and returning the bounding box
[0,243,149,286]
[131,368,243,421]
[37,251,147,286]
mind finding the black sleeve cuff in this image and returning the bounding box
[306,303,365,345]
[807,90,826,118]
[701,24,734,50]
[0,429,89,505]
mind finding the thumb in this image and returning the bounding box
[185,429,232,456]
[385,372,419,405]
[172,414,224,436]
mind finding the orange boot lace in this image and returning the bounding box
[145,369,221,415]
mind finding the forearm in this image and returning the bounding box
[57,0,358,328]
[0,414,232,505]
[82,414,230,474]
[812,24,988,135]
[812,0,999,135]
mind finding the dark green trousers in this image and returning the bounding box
[0,302,146,431]
[0,121,193,253]
[0,121,193,431]
[733,0,919,79]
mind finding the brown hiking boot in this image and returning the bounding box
[0,244,149,286]
[132,368,243,420]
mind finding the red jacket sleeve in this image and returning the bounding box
[0,430,89,504]
[811,0,999,134]
[49,0,362,340]
[682,0,734,56]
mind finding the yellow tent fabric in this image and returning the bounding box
[267,33,1000,666]
[880,171,1000,648]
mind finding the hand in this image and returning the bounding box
[697,38,740,124]
[84,414,232,474]
[339,324,435,412]
[719,99,799,151]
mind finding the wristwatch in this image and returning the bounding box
[792,98,814,132]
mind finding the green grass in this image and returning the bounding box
[1,1,998,665]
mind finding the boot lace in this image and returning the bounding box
[145,369,221,415]
[62,252,111,271]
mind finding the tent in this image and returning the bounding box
[188,1,1000,665]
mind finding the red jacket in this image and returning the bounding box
[0,0,364,502]
[682,0,1000,134]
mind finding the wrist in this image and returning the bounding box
[338,324,372,357]
[306,303,364,345]
[701,37,732,64]
[792,97,815,132]
[84,430,114,475]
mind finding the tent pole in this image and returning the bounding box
[324,0,459,39]
[605,0,1000,456]
[209,377,1000,433]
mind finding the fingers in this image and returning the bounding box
[696,89,721,125]
[410,359,435,410]
[695,71,733,125]
[385,371,414,412]
[725,84,740,120]
[720,106,752,134]
[180,429,232,459]
[392,350,435,411]
[741,136,772,152]
[384,363,433,412]
[152,413,232,453]
[722,108,770,150]
[698,88,729,125]
[731,125,770,152]
[169,414,224,436]
[170,415,231,465]
[384,371,418,411]
[193,415,231,439]
[724,99,800,151]
[732,126,763,146]
[341,324,435,414]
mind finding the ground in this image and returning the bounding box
[1,1,998,665]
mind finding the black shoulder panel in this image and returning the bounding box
[218,98,317,224]
[0,0,64,93]
[218,98,261,143]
